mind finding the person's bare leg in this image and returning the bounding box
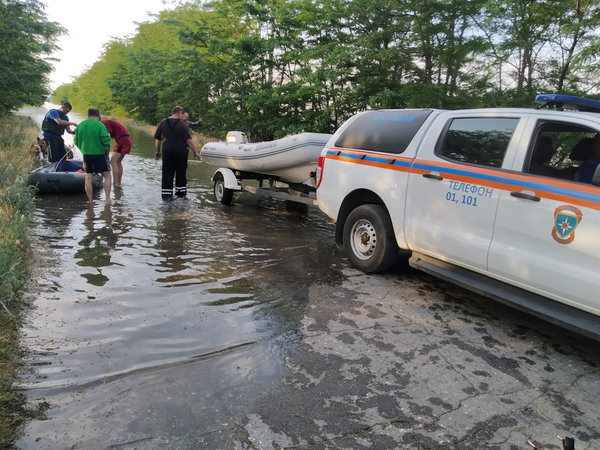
[110,152,124,187]
[103,170,112,202]
[84,173,94,203]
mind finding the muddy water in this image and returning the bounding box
[17,106,340,448]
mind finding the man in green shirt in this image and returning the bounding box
[74,108,112,203]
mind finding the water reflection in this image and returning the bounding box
[33,195,89,241]
[76,205,118,286]
[154,201,199,285]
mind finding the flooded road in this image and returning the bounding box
[17,106,341,448]
[16,106,600,449]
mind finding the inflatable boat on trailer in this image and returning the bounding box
[201,131,332,184]
[29,159,102,194]
[200,131,333,205]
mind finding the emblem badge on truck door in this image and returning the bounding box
[552,205,583,244]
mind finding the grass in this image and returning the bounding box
[0,114,39,447]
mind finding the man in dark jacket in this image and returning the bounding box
[41,102,78,162]
[154,106,200,199]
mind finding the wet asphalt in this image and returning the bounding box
[222,268,600,450]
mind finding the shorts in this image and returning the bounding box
[114,136,132,155]
[83,154,110,174]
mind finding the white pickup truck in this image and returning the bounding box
[315,95,600,339]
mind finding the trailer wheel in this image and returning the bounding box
[343,204,398,273]
[213,173,233,205]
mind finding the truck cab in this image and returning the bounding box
[316,96,600,338]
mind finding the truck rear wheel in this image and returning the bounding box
[343,204,398,273]
[213,173,233,205]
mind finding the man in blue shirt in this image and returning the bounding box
[41,102,78,162]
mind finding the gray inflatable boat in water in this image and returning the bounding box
[29,160,102,194]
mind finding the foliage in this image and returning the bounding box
[52,0,600,139]
[53,41,130,117]
[0,0,65,117]
[0,114,38,447]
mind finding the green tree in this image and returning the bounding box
[53,40,127,116]
[551,0,600,93]
[0,0,64,116]
[107,5,219,123]
[477,0,600,103]
[54,41,130,116]
[403,0,489,107]
[52,0,600,136]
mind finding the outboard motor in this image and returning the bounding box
[226,131,249,144]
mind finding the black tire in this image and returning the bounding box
[213,173,233,205]
[343,204,398,273]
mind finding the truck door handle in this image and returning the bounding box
[510,191,541,202]
[422,173,443,181]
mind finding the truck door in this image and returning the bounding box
[405,114,523,270]
[488,118,600,316]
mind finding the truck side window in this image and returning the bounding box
[437,118,519,167]
[526,122,599,182]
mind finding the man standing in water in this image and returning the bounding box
[100,116,131,187]
[154,106,200,199]
[41,102,78,162]
[74,108,112,203]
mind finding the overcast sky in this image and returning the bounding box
[41,0,173,90]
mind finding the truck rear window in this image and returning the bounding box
[334,110,433,154]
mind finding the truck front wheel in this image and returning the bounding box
[213,173,233,205]
[343,204,398,273]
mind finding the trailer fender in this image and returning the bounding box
[212,168,242,191]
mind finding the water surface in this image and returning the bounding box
[17,105,339,448]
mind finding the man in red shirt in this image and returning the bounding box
[100,117,132,187]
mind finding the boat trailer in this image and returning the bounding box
[211,167,318,206]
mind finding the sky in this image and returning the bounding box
[41,0,173,90]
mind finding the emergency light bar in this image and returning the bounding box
[535,94,600,113]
